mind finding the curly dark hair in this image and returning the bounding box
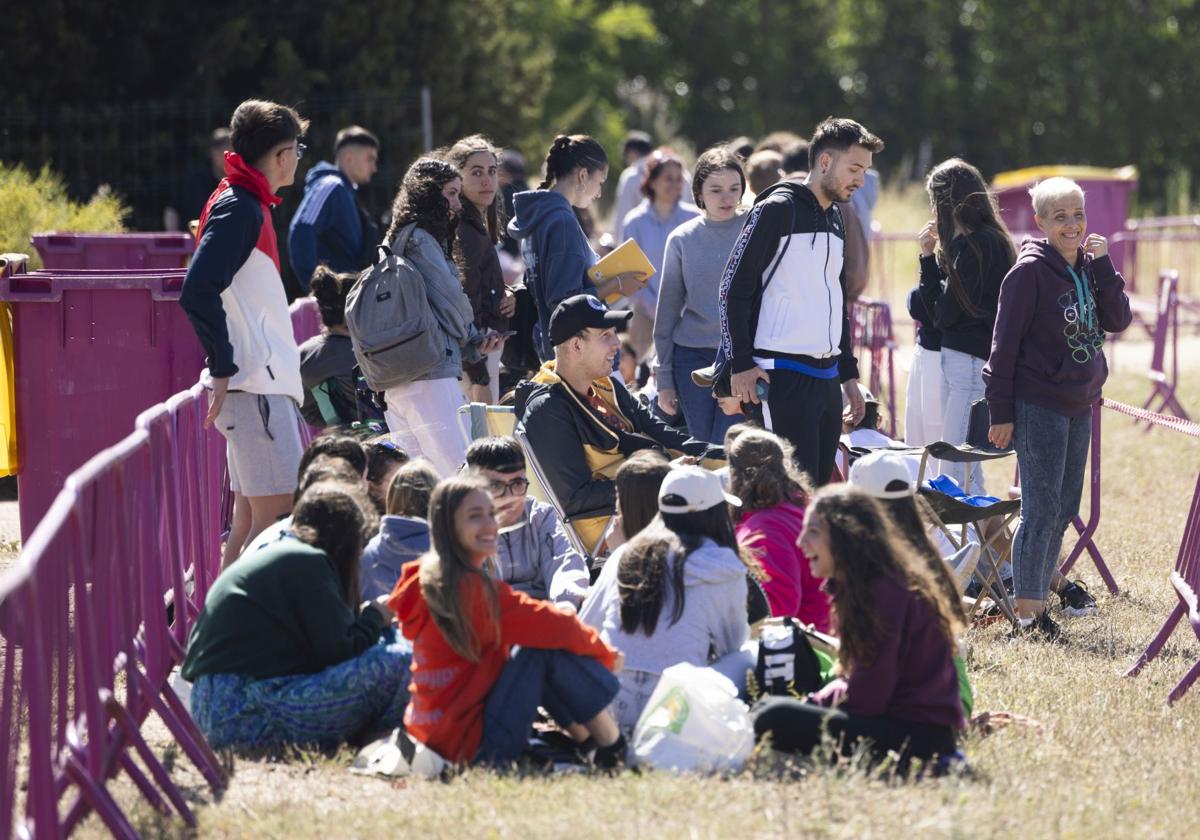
[385,157,461,258]
[728,429,813,510]
[808,485,964,673]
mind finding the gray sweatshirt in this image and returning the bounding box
[493,498,590,609]
[652,212,748,390]
[580,539,749,676]
[397,225,483,381]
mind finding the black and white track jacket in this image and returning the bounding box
[719,179,859,382]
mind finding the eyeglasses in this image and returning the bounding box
[487,477,529,497]
[296,142,307,160]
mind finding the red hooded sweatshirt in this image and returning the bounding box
[389,563,617,764]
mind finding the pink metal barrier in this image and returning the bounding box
[1109,399,1200,704]
[1139,271,1190,422]
[849,297,898,438]
[0,384,228,839]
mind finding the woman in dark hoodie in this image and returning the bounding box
[446,135,516,403]
[983,177,1131,639]
[508,134,648,361]
[916,158,1015,495]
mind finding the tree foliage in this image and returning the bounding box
[3,0,1199,216]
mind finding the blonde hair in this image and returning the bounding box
[1029,176,1086,218]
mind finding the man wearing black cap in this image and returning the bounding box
[287,125,381,293]
[515,295,724,553]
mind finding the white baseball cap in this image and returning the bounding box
[848,451,916,499]
[658,465,742,514]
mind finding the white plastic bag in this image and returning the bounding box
[631,662,754,774]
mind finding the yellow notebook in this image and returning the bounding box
[588,238,656,304]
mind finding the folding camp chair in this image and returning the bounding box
[917,441,1021,625]
[457,403,548,504]
[513,428,612,564]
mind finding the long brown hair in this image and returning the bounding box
[728,429,814,510]
[808,485,964,672]
[615,450,671,542]
[618,505,761,636]
[444,134,506,244]
[926,157,1016,317]
[417,473,500,662]
[880,494,966,621]
[291,481,371,609]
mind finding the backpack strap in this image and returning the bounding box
[390,222,420,258]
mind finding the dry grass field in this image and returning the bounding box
[66,189,1200,838]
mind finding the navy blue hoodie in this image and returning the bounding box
[288,162,369,291]
[507,190,599,361]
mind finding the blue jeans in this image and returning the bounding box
[475,648,620,765]
[940,348,986,495]
[1011,399,1091,601]
[672,344,738,445]
[191,629,412,750]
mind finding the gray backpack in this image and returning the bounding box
[346,224,446,390]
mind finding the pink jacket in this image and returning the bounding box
[737,501,832,632]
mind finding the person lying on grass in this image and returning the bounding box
[580,466,760,737]
[390,473,628,768]
[752,484,966,773]
[181,480,412,751]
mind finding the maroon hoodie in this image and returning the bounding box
[983,240,1132,425]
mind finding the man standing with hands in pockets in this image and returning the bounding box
[718,117,883,485]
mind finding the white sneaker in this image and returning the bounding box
[351,728,447,780]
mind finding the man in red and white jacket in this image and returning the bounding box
[181,99,310,568]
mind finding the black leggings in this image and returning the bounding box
[752,697,957,769]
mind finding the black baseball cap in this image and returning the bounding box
[549,294,632,346]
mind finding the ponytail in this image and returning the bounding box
[539,134,608,190]
[309,264,357,329]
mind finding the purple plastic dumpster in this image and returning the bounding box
[0,267,206,539]
[992,166,1138,264]
[31,232,195,270]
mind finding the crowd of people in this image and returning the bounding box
[176,96,1132,772]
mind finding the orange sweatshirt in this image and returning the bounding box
[389,562,617,764]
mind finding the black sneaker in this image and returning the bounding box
[1059,580,1098,617]
[1010,611,1066,642]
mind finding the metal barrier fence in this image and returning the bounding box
[0,385,227,839]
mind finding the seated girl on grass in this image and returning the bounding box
[581,465,756,736]
[729,429,832,632]
[752,485,966,772]
[182,481,411,750]
[848,450,974,717]
[389,473,627,767]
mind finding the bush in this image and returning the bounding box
[0,163,128,269]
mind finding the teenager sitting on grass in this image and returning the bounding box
[729,429,832,633]
[182,481,411,750]
[580,466,754,736]
[464,436,590,611]
[390,473,627,768]
[752,485,966,772]
[848,450,974,717]
[605,450,672,551]
[363,435,410,515]
[360,459,440,601]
